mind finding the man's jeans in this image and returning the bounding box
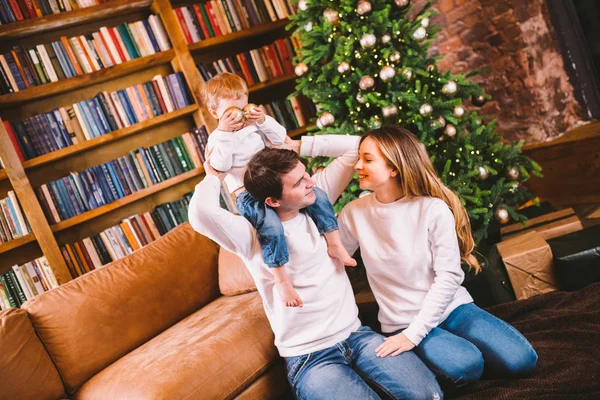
[389,303,538,387]
[285,326,442,400]
[236,187,338,268]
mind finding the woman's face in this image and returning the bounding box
[355,137,397,191]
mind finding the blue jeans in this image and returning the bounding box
[236,187,338,268]
[285,326,442,400]
[388,303,538,388]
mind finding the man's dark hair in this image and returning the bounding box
[244,148,300,202]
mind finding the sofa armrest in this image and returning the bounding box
[0,308,65,400]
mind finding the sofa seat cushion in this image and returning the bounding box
[73,291,278,400]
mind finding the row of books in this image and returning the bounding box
[4,72,192,162]
[264,95,316,132]
[60,194,192,278]
[0,190,30,244]
[0,255,58,309]
[34,132,201,224]
[197,37,297,86]
[0,15,170,95]
[174,0,296,44]
[0,0,110,25]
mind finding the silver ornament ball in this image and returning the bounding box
[337,61,350,74]
[441,81,458,95]
[413,26,427,41]
[432,116,446,129]
[394,0,410,10]
[478,166,489,180]
[379,65,396,82]
[507,167,520,181]
[298,0,308,11]
[356,93,366,103]
[357,0,372,15]
[444,124,457,138]
[360,33,377,48]
[420,17,430,27]
[382,105,398,118]
[453,105,465,118]
[359,75,375,90]
[389,52,401,64]
[381,34,391,44]
[318,112,335,127]
[294,62,308,77]
[495,207,510,224]
[323,9,340,25]
[419,103,433,116]
[304,21,313,32]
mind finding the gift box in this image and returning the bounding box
[496,231,560,300]
[547,224,600,291]
[501,208,583,241]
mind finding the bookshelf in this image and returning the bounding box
[0,0,313,298]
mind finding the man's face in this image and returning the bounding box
[276,161,317,211]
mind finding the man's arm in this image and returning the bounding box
[188,174,255,257]
[301,135,360,204]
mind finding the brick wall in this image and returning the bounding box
[416,0,584,143]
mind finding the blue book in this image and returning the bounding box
[142,19,161,53]
[61,177,83,215]
[112,159,133,195]
[65,176,88,214]
[85,99,109,136]
[52,109,73,146]
[80,100,103,138]
[75,102,99,139]
[105,162,126,199]
[4,53,27,90]
[0,0,16,24]
[55,179,78,218]
[4,197,23,236]
[117,90,138,125]
[174,73,191,106]
[32,115,58,153]
[99,164,120,201]
[84,169,105,207]
[44,113,67,149]
[48,181,71,220]
[92,166,115,204]
[70,172,94,210]
[52,42,75,78]
[90,98,112,134]
[165,75,181,109]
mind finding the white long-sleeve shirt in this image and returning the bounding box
[338,194,473,346]
[207,115,287,192]
[188,135,361,357]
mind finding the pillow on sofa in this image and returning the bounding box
[219,247,257,296]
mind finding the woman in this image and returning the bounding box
[338,125,537,387]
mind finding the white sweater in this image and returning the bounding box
[207,115,287,192]
[338,194,473,346]
[189,135,362,357]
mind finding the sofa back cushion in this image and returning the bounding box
[22,223,220,394]
[0,308,65,400]
[218,247,257,296]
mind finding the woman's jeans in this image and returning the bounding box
[285,326,443,400]
[236,187,338,268]
[388,303,538,387]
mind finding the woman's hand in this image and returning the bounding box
[376,333,416,357]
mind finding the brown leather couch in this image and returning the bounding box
[0,223,290,400]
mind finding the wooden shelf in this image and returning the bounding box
[51,166,204,233]
[0,105,198,182]
[188,19,289,55]
[0,169,5,180]
[0,0,153,41]
[289,124,315,138]
[249,73,295,94]
[0,233,36,256]
[0,50,176,107]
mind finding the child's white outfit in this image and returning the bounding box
[206,115,287,193]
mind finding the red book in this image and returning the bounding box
[174,7,193,44]
[192,4,210,39]
[8,0,24,20]
[151,80,168,115]
[266,44,283,76]
[275,39,294,73]
[97,31,117,66]
[235,53,254,85]
[108,27,128,64]
[22,0,37,19]
[203,1,222,36]
[3,121,25,162]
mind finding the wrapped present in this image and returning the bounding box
[501,208,583,241]
[497,231,560,300]
[548,224,600,291]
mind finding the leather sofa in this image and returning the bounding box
[0,223,290,400]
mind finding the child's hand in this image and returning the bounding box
[218,108,244,132]
[375,333,416,357]
[245,105,266,125]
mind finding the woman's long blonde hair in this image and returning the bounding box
[360,126,481,273]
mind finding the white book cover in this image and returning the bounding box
[109,91,131,128]
[69,37,93,74]
[12,265,33,300]
[152,75,175,113]
[91,32,114,67]
[148,15,171,52]
[7,191,28,235]
[99,27,123,64]
[72,102,92,140]
[137,21,156,55]
[0,55,19,92]
[128,22,148,57]
[82,237,103,269]
[19,264,40,297]
[79,35,101,71]
[37,256,59,289]
[181,7,201,43]
[25,262,45,295]
[40,184,61,223]
[99,231,119,261]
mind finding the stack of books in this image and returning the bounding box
[35,132,201,224]
[0,15,171,95]
[0,255,58,309]
[60,193,193,278]
[174,0,296,43]
[0,0,112,25]
[197,37,296,85]
[0,190,31,244]
[264,96,315,131]
[4,72,192,161]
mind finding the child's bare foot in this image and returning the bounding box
[324,230,357,267]
[275,281,304,307]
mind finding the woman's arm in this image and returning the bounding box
[338,207,360,256]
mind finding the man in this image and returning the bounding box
[188,135,442,399]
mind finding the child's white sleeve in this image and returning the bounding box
[207,131,234,172]
[256,115,286,145]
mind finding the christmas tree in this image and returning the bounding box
[289,0,542,242]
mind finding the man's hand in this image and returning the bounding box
[203,148,226,180]
[375,333,416,358]
[268,136,301,153]
[217,108,244,132]
[245,105,266,125]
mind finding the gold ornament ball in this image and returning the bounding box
[478,166,489,180]
[507,167,520,181]
[379,65,396,82]
[495,207,510,224]
[357,0,372,15]
[413,26,427,41]
[337,61,350,74]
[318,112,335,127]
[419,103,433,116]
[426,64,435,72]
[432,116,446,129]
[382,105,398,118]
[394,0,410,11]
[356,93,366,103]
[453,105,465,118]
[323,9,340,25]
[441,81,458,95]
[360,33,377,48]
[298,0,308,11]
[444,124,457,138]
[224,106,244,123]
[381,34,391,44]
[389,52,402,64]
[402,68,413,81]
[359,75,375,90]
[294,63,308,77]
[243,103,257,116]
